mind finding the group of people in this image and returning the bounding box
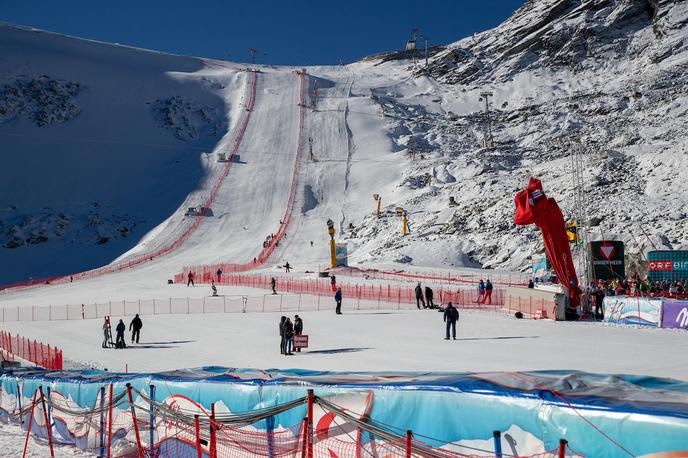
[477,279,494,304]
[279,315,303,355]
[102,314,143,349]
[414,283,436,309]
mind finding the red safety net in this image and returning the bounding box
[514,178,581,308]
[16,383,590,458]
[0,330,62,369]
[173,272,505,308]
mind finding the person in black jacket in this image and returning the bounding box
[415,283,426,309]
[129,314,143,344]
[279,316,287,354]
[335,287,342,314]
[425,286,435,309]
[443,302,459,340]
[283,317,294,355]
[115,319,126,348]
[294,315,303,352]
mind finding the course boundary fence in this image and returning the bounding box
[175,273,506,308]
[0,331,62,370]
[329,266,530,287]
[0,70,259,294]
[13,383,583,458]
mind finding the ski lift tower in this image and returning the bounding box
[570,138,590,288]
[479,91,494,148]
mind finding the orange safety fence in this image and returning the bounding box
[0,330,62,370]
[174,272,506,308]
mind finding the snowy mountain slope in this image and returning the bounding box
[0,23,237,283]
[2,0,688,292]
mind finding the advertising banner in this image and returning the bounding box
[335,243,348,267]
[604,296,661,327]
[590,240,625,280]
[648,250,688,282]
[661,300,688,330]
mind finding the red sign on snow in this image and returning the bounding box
[599,243,616,260]
[293,335,309,349]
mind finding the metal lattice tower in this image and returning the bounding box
[570,139,590,287]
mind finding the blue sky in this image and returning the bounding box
[0,0,526,65]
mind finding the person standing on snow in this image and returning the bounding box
[415,283,426,309]
[477,279,485,303]
[425,286,435,309]
[115,319,126,348]
[335,287,342,314]
[271,277,277,294]
[294,315,303,352]
[102,316,111,348]
[187,272,195,287]
[443,302,459,340]
[129,314,143,344]
[283,317,294,355]
[279,316,287,354]
[482,279,493,305]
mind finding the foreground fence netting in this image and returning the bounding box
[12,383,585,458]
[0,331,62,370]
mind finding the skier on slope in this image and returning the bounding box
[129,314,143,344]
[415,283,426,309]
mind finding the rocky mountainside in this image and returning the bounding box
[341,0,688,272]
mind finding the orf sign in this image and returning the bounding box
[590,241,625,280]
[293,335,309,349]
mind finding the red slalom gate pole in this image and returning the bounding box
[405,430,412,458]
[194,415,202,458]
[210,403,217,458]
[558,439,568,458]
[126,384,144,458]
[21,389,38,458]
[107,384,114,458]
[307,389,314,458]
[39,386,54,457]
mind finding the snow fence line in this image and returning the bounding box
[8,380,583,458]
[0,331,62,370]
[328,266,531,287]
[173,272,510,309]
[0,69,260,295]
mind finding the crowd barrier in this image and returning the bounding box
[604,295,688,329]
[0,70,259,294]
[329,266,530,287]
[174,272,506,308]
[0,368,621,457]
[0,331,62,370]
